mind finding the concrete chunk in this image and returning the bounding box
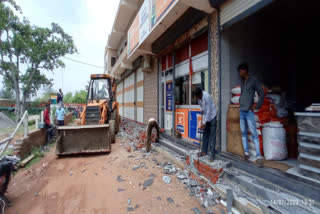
[162,176,172,184]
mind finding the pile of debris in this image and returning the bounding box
[118,119,158,152]
[119,119,225,213]
[151,156,222,213]
[166,162,221,210]
[0,112,16,129]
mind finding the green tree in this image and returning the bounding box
[0,0,77,120]
[72,90,87,103]
[0,86,15,99]
[63,92,73,103]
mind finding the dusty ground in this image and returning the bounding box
[6,136,227,214]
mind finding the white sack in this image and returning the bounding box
[262,122,287,160]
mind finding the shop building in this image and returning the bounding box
[207,0,320,208]
[105,0,320,205]
[105,0,217,134]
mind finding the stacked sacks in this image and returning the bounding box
[267,94,289,127]
[247,121,263,157]
[231,85,241,104]
[230,86,259,104]
[251,88,271,157]
[246,88,270,157]
[266,94,288,119]
[230,85,268,157]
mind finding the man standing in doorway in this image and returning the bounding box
[55,103,66,126]
[238,63,264,167]
[194,88,217,162]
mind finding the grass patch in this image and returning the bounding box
[2,148,14,156]
[24,146,46,168]
[0,123,37,136]
[0,110,16,121]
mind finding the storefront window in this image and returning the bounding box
[191,70,208,105]
[174,70,208,105]
[175,75,189,105]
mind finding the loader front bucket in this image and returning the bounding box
[55,125,111,155]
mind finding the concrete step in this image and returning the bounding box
[221,167,320,214]
[214,181,275,214]
[158,137,195,157]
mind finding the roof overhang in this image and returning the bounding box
[209,0,228,8]
[111,46,132,78]
[127,0,215,61]
[107,0,139,49]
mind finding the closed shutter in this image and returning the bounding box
[220,0,269,26]
[123,73,135,120]
[136,69,144,123]
[116,81,124,116]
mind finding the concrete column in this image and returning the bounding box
[24,112,28,137]
[35,118,39,130]
[41,111,44,123]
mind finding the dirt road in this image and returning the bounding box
[6,137,226,214]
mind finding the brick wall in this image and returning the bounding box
[64,113,73,125]
[14,129,46,158]
[143,57,158,124]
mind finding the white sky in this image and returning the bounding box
[4,0,120,96]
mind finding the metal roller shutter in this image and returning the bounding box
[220,0,271,27]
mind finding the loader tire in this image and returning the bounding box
[111,111,119,134]
[109,119,116,144]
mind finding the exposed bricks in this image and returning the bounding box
[189,156,223,184]
[126,146,131,152]
[186,156,190,165]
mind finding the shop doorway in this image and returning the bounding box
[221,0,320,183]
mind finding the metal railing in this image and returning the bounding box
[0,111,28,156]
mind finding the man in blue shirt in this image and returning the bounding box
[55,103,66,126]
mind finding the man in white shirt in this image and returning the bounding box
[194,88,217,162]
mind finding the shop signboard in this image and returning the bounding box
[166,81,173,111]
[188,110,202,143]
[150,0,176,29]
[128,0,177,55]
[139,0,150,43]
[175,109,189,138]
[128,0,150,55]
[128,15,139,55]
[176,112,185,133]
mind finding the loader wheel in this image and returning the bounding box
[109,120,116,144]
[111,111,119,134]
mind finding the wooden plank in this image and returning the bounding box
[20,154,35,167]
[56,149,111,156]
[58,124,109,130]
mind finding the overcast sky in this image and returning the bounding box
[8,0,119,96]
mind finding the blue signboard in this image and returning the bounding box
[166,82,172,111]
[188,110,202,141]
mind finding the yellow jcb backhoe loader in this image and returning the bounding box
[55,74,120,155]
